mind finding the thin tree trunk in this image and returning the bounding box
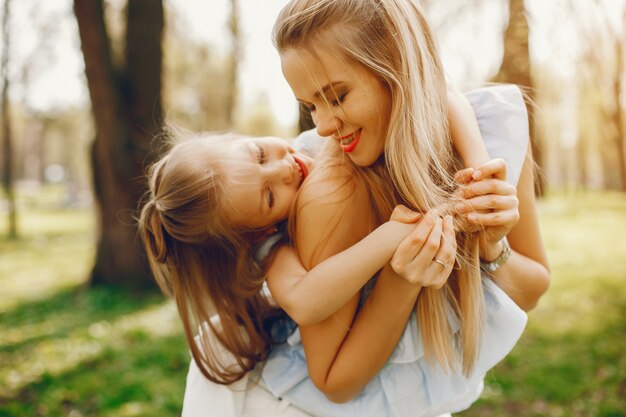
[1,0,17,240]
[493,0,545,196]
[226,0,240,126]
[613,14,626,192]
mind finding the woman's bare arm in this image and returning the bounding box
[457,150,551,310]
[293,168,454,402]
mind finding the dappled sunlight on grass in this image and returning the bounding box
[2,192,625,416]
[0,208,95,313]
[0,292,181,398]
[0,205,188,416]
[460,191,626,417]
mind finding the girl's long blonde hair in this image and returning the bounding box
[275,0,484,374]
[137,133,279,384]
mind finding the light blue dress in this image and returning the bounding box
[260,85,530,417]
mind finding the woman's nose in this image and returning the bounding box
[314,108,342,137]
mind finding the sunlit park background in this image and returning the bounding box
[0,0,625,416]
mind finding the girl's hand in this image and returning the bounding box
[454,159,520,259]
[389,204,422,224]
[389,211,456,287]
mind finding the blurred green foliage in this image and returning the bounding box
[1,191,625,417]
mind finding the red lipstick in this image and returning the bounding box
[338,130,361,153]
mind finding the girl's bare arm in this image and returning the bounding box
[266,208,419,326]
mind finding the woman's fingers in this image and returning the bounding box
[455,194,518,214]
[390,211,437,276]
[465,208,520,227]
[462,178,516,199]
[472,158,507,181]
[454,167,475,185]
[426,215,456,289]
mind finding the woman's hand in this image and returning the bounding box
[454,159,520,260]
[389,210,456,288]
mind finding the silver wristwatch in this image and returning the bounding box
[480,237,511,273]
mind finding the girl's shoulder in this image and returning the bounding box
[294,162,372,268]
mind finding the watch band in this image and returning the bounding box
[480,237,511,273]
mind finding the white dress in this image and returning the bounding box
[182,85,529,417]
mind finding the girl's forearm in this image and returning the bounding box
[268,221,414,326]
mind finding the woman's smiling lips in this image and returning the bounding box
[337,130,362,153]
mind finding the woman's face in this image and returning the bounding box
[220,136,314,231]
[280,44,392,167]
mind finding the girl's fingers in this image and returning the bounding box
[390,204,422,223]
[472,158,507,181]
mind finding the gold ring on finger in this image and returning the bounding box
[433,258,448,268]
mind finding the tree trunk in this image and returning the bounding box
[493,0,545,196]
[1,0,17,240]
[226,0,240,126]
[612,14,626,192]
[74,0,163,290]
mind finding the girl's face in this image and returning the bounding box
[221,136,314,231]
[280,44,392,167]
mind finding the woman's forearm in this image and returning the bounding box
[482,149,551,311]
[300,264,422,403]
[485,250,550,311]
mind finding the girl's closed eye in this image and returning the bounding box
[267,188,275,209]
[258,145,267,164]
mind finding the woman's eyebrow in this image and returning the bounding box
[313,81,344,99]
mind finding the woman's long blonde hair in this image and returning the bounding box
[275,0,484,374]
[137,132,279,384]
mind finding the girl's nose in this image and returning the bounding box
[268,158,294,184]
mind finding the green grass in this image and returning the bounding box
[459,191,626,417]
[0,204,189,417]
[1,191,625,416]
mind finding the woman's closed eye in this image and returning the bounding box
[329,92,347,107]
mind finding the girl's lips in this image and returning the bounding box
[293,156,308,184]
[338,129,361,153]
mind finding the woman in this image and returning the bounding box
[178,0,550,415]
